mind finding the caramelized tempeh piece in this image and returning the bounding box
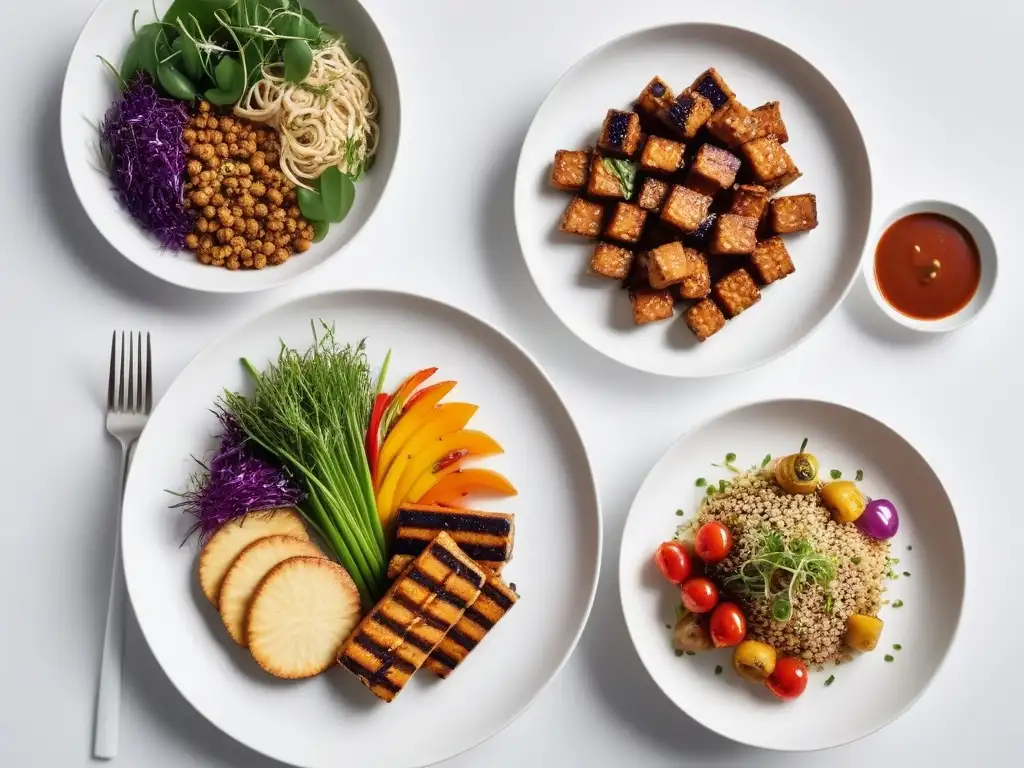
[393,504,515,569]
[338,532,485,701]
[424,572,518,678]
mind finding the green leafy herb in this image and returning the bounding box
[221,322,388,608]
[725,452,737,463]
[855,469,864,481]
[602,158,637,199]
[893,643,902,651]
[713,452,742,473]
[205,55,245,105]
[892,599,904,608]
[311,220,330,242]
[723,531,837,624]
[761,454,772,468]
[696,478,707,487]
[675,509,685,517]
[283,38,313,82]
[825,674,835,686]
[714,665,723,675]
[829,469,842,480]
[705,486,716,497]
[884,654,894,662]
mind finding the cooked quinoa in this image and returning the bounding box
[695,469,889,665]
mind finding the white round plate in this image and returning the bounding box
[61,0,400,293]
[619,399,964,751]
[122,290,601,767]
[515,24,872,377]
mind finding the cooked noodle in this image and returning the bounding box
[234,41,379,188]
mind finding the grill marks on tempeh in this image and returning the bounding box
[394,504,515,567]
[338,532,485,701]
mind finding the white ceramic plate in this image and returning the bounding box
[619,399,964,751]
[61,0,400,293]
[514,24,872,377]
[121,290,601,767]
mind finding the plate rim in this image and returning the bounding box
[513,21,875,378]
[121,287,604,767]
[616,395,966,751]
[59,0,403,295]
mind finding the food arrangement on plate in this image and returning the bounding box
[177,323,520,696]
[549,68,819,341]
[652,439,905,700]
[97,0,379,271]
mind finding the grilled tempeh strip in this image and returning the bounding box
[424,571,518,678]
[338,532,485,702]
[388,553,503,579]
[393,504,515,569]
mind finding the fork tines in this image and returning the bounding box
[108,331,152,414]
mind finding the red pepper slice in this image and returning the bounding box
[432,449,468,474]
[365,393,390,479]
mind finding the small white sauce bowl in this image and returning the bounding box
[863,200,997,332]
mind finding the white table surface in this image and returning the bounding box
[3,0,1023,765]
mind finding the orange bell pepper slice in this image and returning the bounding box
[415,468,518,506]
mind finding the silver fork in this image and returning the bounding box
[94,332,152,760]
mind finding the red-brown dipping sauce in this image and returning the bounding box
[874,213,981,320]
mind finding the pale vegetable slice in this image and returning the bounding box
[197,509,308,604]
[218,535,322,646]
[247,557,362,679]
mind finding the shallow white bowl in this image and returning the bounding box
[619,398,964,751]
[862,200,997,332]
[121,289,601,767]
[515,23,872,378]
[61,0,400,293]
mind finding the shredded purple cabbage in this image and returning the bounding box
[177,412,303,542]
[99,74,193,249]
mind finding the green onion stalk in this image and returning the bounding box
[222,322,389,607]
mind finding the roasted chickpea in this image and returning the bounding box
[293,238,312,253]
[271,207,286,220]
[300,226,315,241]
[198,101,211,113]
[217,207,233,226]
[265,152,279,166]
[212,193,226,207]
[274,233,290,248]
[267,189,284,206]
[239,177,252,191]
[285,218,297,234]
[266,219,284,233]
[195,144,215,162]
[245,219,260,237]
[200,205,215,220]
[253,252,268,269]
[244,140,258,155]
[200,235,214,250]
[254,202,269,218]
[224,177,239,190]
[196,218,210,234]
[186,159,202,177]
[241,248,253,261]
[216,228,235,244]
[191,190,210,207]
[184,233,199,250]
[250,182,267,198]
[262,241,276,256]
[273,247,289,264]
[216,143,229,158]
[198,250,212,265]
[250,239,263,253]
[195,130,209,143]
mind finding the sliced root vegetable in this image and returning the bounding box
[247,556,362,679]
[414,468,518,506]
[197,509,308,605]
[375,402,478,519]
[383,430,503,528]
[218,535,322,646]
[374,381,456,487]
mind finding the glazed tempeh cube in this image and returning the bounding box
[765,169,803,194]
[393,504,515,569]
[740,136,795,185]
[590,241,635,279]
[605,202,648,243]
[750,236,795,284]
[660,185,713,233]
[678,252,712,299]
[630,289,675,325]
[637,177,670,212]
[709,214,759,255]
[730,184,769,220]
[636,76,675,117]
[684,299,727,341]
[769,194,818,233]
[587,155,629,199]
[705,101,761,147]
[560,197,604,238]
[550,149,591,191]
[686,144,742,194]
[647,242,702,289]
[639,136,686,175]
[714,269,761,317]
[752,101,789,143]
[659,91,715,139]
[688,68,736,110]
[339,532,485,702]
[424,572,518,678]
[598,109,642,156]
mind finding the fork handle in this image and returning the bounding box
[93,440,133,760]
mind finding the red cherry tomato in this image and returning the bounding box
[654,541,693,584]
[680,577,719,614]
[708,602,747,648]
[766,657,808,700]
[694,521,734,564]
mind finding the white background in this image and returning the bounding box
[2,0,1022,765]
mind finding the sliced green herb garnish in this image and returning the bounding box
[892,599,904,608]
[829,469,842,480]
[903,571,911,577]
[893,643,902,651]
[696,478,707,487]
[725,452,737,463]
[675,509,685,516]
[718,479,730,493]
[714,665,723,675]
[674,649,684,657]
[761,454,772,468]
[824,595,834,614]
[602,158,637,199]
[825,674,835,686]
[851,556,862,565]
[855,469,864,481]
[884,654,894,662]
